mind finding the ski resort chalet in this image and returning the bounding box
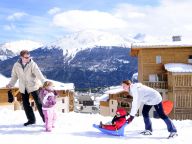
[130,40,192,120]
[0,74,75,113]
[99,86,132,117]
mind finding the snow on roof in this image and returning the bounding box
[96,86,124,102]
[78,95,92,101]
[0,74,19,88]
[46,79,74,91]
[105,86,124,94]
[131,41,192,49]
[0,74,10,88]
[95,94,109,102]
[164,63,192,73]
[0,74,74,90]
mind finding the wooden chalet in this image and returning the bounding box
[99,86,132,117]
[131,42,192,120]
[0,79,75,112]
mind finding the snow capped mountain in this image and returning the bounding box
[2,40,43,54]
[45,30,135,59]
[0,40,42,61]
[0,30,138,89]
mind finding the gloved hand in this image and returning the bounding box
[7,90,14,103]
[47,96,56,106]
[127,115,134,124]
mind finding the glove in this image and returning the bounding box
[127,115,134,124]
[7,90,14,103]
[47,96,56,106]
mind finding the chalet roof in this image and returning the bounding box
[105,86,124,94]
[164,63,192,73]
[131,42,192,56]
[131,42,192,49]
[48,79,74,91]
[96,94,109,102]
[0,74,19,88]
[96,86,124,102]
[0,74,74,91]
[78,95,92,101]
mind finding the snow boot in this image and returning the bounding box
[140,130,152,135]
[168,132,178,139]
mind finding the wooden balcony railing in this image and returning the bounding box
[143,81,168,90]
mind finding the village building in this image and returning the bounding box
[130,41,192,120]
[0,74,75,113]
[75,94,96,113]
[99,86,132,117]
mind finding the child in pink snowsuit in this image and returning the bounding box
[39,81,57,132]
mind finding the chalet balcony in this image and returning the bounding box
[143,81,168,90]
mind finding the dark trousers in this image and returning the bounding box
[22,90,44,122]
[142,102,177,132]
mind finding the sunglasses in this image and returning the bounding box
[23,56,30,59]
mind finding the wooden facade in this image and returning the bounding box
[131,44,192,120]
[100,91,133,116]
[109,92,133,114]
[57,90,74,112]
[0,88,21,104]
[167,72,192,119]
[0,88,74,112]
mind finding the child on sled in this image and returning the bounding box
[100,108,127,130]
[39,81,57,132]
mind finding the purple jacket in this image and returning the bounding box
[39,88,57,109]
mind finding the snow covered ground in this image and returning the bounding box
[0,108,191,144]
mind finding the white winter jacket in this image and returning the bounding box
[129,83,162,116]
[8,59,46,94]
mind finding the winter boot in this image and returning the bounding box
[24,121,35,126]
[99,121,103,128]
[168,132,178,139]
[140,130,152,135]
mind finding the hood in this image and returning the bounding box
[116,108,127,116]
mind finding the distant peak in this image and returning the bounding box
[1,40,42,54]
[45,30,135,59]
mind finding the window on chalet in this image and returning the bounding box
[149,74,159,82]
[188,55,192,63]
[156,56,161,64]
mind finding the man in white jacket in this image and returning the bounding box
[122,80,177,138]
[6,50,46,126]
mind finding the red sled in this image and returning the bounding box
[162,100,173,115]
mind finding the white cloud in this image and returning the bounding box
[113,0,192,41]
[51,0,192,41]
[7,12,27,21]
[48,7,61,15]
[52,10,127,31]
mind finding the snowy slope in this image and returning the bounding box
[0,109,191,144]
[45,30,135,58]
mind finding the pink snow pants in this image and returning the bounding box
[43,108,56,131]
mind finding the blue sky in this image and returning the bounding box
[0,0,192,43]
